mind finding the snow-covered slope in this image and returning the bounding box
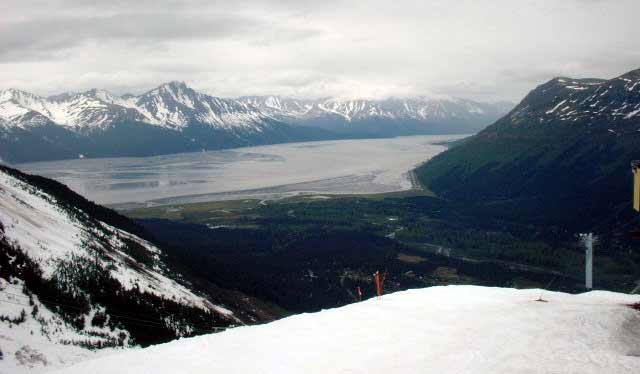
[52,286,640,374]
[0,165,276,373]
[0,169,216,308]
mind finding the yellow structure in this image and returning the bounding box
[633,161,640,212]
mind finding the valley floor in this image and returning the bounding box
[52,286,640,374]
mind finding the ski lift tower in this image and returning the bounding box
[632,161,640,239]
[631,161,640,293]
[579,233,595,290]
[632,161,640,213]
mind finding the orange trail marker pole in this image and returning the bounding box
[374,271,384,297]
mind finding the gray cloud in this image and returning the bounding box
[0,11,320,62]
[0,0,638,102]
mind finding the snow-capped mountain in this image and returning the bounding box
[239,96,513,136]
[133,81,272,130]
[0,165,277,373]
[51,286,640,374]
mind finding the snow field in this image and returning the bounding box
[53,286,640,374]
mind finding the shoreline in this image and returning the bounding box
[114,137,468,211]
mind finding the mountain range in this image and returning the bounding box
[416,67,640,231]
[0,82,512,163]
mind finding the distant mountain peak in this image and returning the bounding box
[84,87,113,96]
[0,87,42,102]
[80,88,122,103]
[167,80,188,87]
[545,76,606,88]
[156,80,190,92]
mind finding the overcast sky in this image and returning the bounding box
[1,0,638,102]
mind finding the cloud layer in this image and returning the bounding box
[1,0,639,101]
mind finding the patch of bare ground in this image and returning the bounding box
[397,253,427,264]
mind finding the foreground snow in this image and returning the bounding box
[52,286,640,374]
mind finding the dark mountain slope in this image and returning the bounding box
[416,68,640,231]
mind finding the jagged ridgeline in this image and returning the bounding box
[416,67,640,231]
[0,164,270,365]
